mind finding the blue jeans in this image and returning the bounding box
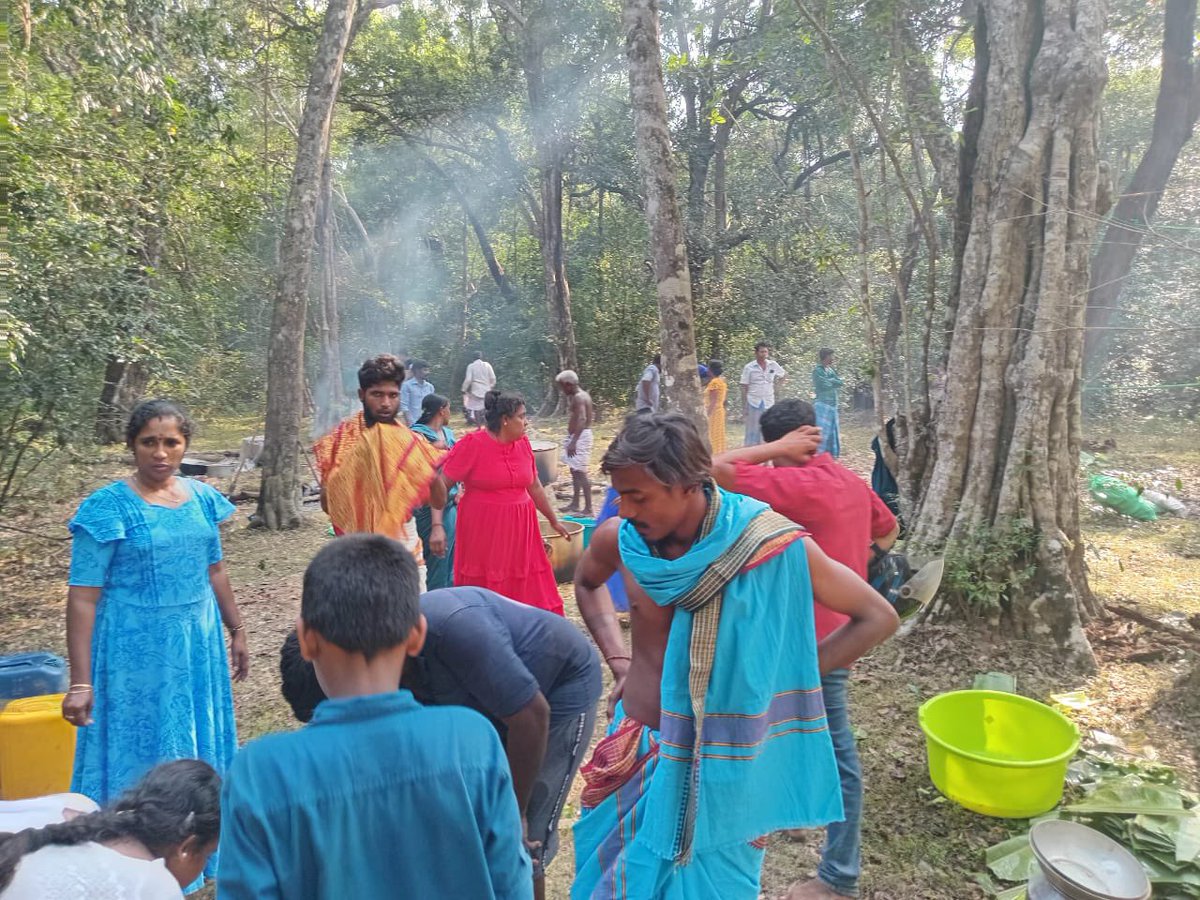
[818,668,862,896]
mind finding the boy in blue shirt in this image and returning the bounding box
[217,535,532,899]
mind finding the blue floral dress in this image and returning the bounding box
[67,479,237,848]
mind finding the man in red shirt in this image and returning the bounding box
[712,399,899,900]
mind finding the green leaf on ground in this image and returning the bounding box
[1066,777,1188,816]
[985,834,1036,882]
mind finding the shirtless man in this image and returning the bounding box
[571,412,899,898]
[555,370,595,517]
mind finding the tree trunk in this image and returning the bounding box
[1083,0,1198,370]
[910,0,1107,667]
[537,160,579,374]
[502,5,580,384]
[95,358,150,443]
[95,183,165,444]
[257,0,358,530]
[623,0,702,419]
[312,152,344,438]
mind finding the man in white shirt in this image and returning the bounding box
[461,350,496,428]
[740,341,786,446]
[635,353,661,412]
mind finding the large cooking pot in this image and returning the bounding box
[540,519,584,583]
[529,440,559,486]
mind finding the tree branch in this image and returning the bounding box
[486,0,528,30]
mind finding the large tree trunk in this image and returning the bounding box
[910,0,1107,667]
[624,0,702,419]
[1083,0,1198,370]
[257,0,358,530]
[312,153,344,438]
[536,159,579,375]
[496,3,580,388]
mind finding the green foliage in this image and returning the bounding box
[941,520,1041,612]
[2,0,1191,514]
[0,0,279,510]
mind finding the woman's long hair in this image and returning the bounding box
[416,393,449,427]
[0,760,220,890]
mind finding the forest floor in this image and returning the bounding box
[1,410,1197,899]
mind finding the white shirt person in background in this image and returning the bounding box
[460,350,496,429]
[635,353,661,412]
[740,341,786,446]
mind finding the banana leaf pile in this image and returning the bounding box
[980,750,1200,898]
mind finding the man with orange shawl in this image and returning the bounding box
[313,355,446,590]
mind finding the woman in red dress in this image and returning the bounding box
[430,390,570,614]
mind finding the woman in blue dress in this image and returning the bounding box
[410,393,457,589]
[62,400,248,885]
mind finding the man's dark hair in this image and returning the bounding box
[819,347,835,363]
[760,399,817,443]
[483,389,524,433]
[279,630,327,723]
[473,350,484,360]
[707,359,724,378]
[652,353,661,367]
[755,341,770,352]
[300,534,420,659]
[601,412,711,488]
[358,354,405,390]
[125,399,193,449]
[411,359,429,373]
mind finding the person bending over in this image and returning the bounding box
[0,759,220,899]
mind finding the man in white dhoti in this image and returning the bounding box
[557,370,595,517]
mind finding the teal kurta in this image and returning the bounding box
[218,691,532,900]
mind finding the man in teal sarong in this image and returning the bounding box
[573,413,899,899]
[812,348,843,458]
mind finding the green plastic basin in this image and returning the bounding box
[918,690,1079,818]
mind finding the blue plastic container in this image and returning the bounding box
[0,653,69,704]
[562,515,596,548]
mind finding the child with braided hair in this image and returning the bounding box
[0,759,220,898]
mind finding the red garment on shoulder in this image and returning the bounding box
[442,431,564,615]
[732,453,896,641]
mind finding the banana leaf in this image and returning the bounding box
[1176,815,1200,864]
[985,834,1036,883]
[1066,777,1188,816]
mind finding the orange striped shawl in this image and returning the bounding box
[312,413,444,537]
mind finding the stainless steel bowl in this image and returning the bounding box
[1029,820,1151,900]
